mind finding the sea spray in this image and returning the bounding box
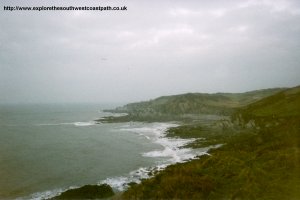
[99,122,209,191]
[23,122,208,199]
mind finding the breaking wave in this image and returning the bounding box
[121,123,202,163]
[27,122,210,199]
[35,121,96,127]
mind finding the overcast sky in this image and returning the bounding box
[1,0,300,104]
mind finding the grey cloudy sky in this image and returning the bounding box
[1,0,300,103]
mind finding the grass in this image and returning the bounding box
[121,118,300,199]
[50,86,300,200]
[119,86,300,199]
[103,88,285,120]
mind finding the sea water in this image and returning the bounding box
[0,104,207,199]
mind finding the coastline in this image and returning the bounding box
[33,121,213,200]
[21,116,300,200]
[120,119,299,199]
[44,84,300,200]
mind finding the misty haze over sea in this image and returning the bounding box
[1,0,300,104]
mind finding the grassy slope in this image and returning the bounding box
[237,86,300,118]
[121,88,285,115]
[121,86,300,200]
[100,88,284,123]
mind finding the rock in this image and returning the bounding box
[52,184,114,199]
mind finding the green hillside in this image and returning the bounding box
[101,88,285,122]
[121,86,300,200]
[237,86,300,118]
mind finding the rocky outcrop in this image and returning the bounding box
[51,184,114,200]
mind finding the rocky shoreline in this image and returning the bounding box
[50,86,300,199]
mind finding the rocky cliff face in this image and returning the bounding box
[104,88,285,121]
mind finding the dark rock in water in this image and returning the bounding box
[128,182,137,187]
[51,184,114,199]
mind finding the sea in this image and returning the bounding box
[0,103,208,199]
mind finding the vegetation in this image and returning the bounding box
[232,86,300,126]
[166,124,232,148]
[96,114,185,123]
[121,86,300,199]
[49,86,300,200]
[51,184,114,200]
[99,88,284,123]
[122,122,299,199]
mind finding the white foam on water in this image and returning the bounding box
[98,166,153,191]
[73,121,96,126]
[28,122,212,199]
[35,122,73,126]
[23,185,83,200]
[138,133,151,140]
[19,188,64,200]
[35,121,96,127]
[121,123,199,163]
[99,164,169,191]
[26,189,63,200]
[97,122,210,192]
[100,176,131,191]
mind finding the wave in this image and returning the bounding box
[20,188,65,200]
[26,122,210,199]
[101,122,209,190]
[27,165,165,199]
[120,123,201,163]
[139,133,151,140]
[73,121,96,126]
[99,164,168,191]
[35,121,96,127]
